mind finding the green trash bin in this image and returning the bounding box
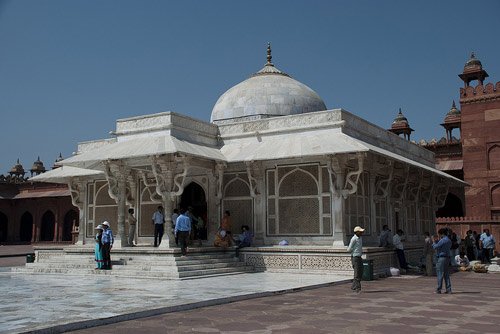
[26,253,35,263]
[362,259,373,281]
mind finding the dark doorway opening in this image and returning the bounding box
[436,193,464,218]
[20,212,33,242]
[62,210,78,241]
[0,212,8,242]
[41,211,55,241]
[180,182,208,240]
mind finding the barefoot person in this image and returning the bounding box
[347,226,365,293]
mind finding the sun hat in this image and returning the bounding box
[353,226,365,233]
[102,221,110,227]
[95,225,103,230]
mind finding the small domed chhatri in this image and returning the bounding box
[30,156,46,176]
[9,159,25,177]
[210,43,327,124]
[459,52,489,87]
[388,108,414,140]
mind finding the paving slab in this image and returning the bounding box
[67,272,500,334]
[0,269,350,334]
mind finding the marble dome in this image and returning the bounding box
[210,44,327,124]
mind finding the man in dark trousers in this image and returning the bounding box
[433,228,452,294]
[152,206,165,247]
[101,221,114,270]
[347,226,365,294]
[174,208,192,256]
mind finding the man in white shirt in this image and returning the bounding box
[152,206,165,247]
[347,226,365,293]
[393,229,409,271]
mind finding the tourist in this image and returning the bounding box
[94,225,104,270]
[127,208,137,247]
[450,232,460,266]
[432,228,452,294]
[347,226,364,294]
[393,229,409,272]
[464,230,476,261]
[234,225,253,257]
[214,228,231,248]
[175,208,192,256]
[171,208,179,230]
[479,229,496,264]
[473,230,480,260]
[152,206,165,247]
[455,251,471,271]
[221,210,232,245]
[378,225,393,248]
[101,221,114,270]
[422,232,434,276]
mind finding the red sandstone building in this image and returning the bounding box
[417,53,500,242]
[0,157,78,244]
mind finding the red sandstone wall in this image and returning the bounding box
[460,82,500,219]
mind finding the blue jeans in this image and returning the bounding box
[436,256,451,292]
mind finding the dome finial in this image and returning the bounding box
[266,42,273,66]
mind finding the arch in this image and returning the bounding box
[0,212,8,242]
[488,144,500,170]
[20,212,33,242]
[62,210,78,242]
[40,211,55,242]
[491,184,500,207]
[224,177,250,198]
[278,168,318,197]
[95,183,116,206]
[436,193,464,218]
[180,182,207,240]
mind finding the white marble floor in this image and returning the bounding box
[0,268,350,333]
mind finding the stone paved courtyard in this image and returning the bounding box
[69,272,500,334]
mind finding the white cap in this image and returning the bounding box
[102,221,110,227]
[95,225,103,230]
[353,226,365,233]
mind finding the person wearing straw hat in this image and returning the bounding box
[347,226,365,293]
[94,225,104,270]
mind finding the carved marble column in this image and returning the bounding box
[246,161,264,245]
[151,155,188,248]
[68,179,86,245]
[104,160,129,248]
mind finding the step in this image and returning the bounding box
[178,266,254,278]
[176,262,247,272]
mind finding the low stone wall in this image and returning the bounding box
[240,245,424,276]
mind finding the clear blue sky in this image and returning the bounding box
[1,0,499,174]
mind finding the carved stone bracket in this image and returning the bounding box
[103,160,128,200]
[421,175,436,206]
[326,154,345,198]
[392,165,410,203]
[327,153,364,199]
[68,179,84,210]
[374,161,393,200]
[434,179,449,209]
[406,170,423,203]
[126,170,137,207]
[151,154,189,202]
[245,161,260,198]
[342,152,365,199]
[214,162,226,202]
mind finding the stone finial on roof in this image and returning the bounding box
[266,42,273,66]
[30,156,46,176]
[388,108,413,140]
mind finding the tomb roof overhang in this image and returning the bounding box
[60,135,226,170]
[29,166,104,184]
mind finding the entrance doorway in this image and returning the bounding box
[180,182,207,240]
[41,211,55,241]
[0,212,7,242]
[20,212,33,242]
[62,210,78,242]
